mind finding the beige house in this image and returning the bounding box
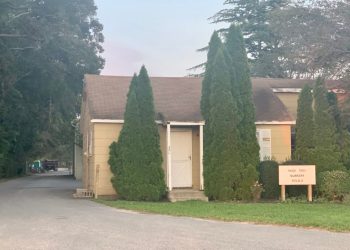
[81,75,346,199]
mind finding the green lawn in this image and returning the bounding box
[96,199,350,232]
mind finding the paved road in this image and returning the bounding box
[1,175,350,250]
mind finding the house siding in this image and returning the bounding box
[88,123,201,196]
[93,123,122,196]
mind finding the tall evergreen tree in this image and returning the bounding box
[203,46,257,200]
[109,75,139,179]
[327,92,350,170]
[110,75,144,200]
[135,66,166,200]
[109,68,166,201]
[201,31,222,122]
[225,24,260,169]
[201,32,224,173]
[327,92,342,133]
[295,85,314,160]
[309,78,344,172]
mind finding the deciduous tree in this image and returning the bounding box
[0,0,104,177]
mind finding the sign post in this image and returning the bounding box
[278,165,316,202]
[281,185,286,201]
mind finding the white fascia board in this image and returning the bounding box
[272,88,302,93]
[91,119,205,126]
[91,119,124,124]
[255,121,296,125]
[169,121,205,126]
[273,88,346,94]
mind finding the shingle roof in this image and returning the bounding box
[83,75,303,123]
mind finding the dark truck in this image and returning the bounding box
[42,160,58,171]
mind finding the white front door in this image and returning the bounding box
[171,130,192,188]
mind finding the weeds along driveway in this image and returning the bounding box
[1,175,350,250]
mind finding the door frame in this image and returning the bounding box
[166,122,205,191]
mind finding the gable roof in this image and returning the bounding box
[83,75,296,123]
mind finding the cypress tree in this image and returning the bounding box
[109,69,166,201]
[201,31,222,121]
[109,75,144,199]
[108,75,139,178]
[225,24,260,169]
[310,78,344,172]
[327,92,350,170]
[135,66,166,200]
[201,32,224,179]
[295,85,314,161]
[203,47,257,200]
[327,92,342,132]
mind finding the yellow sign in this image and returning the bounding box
[279,165,316,185]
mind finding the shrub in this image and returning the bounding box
[258,160,279,199]
[318,170,350,201]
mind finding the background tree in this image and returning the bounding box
[225,24,260,169]
[0,0,104,177]
[295,85,314,161]
[109,68,166,201]
[211,0,290,77]
[209,0,350,80]
[270,0,350,79]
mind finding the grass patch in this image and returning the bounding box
[96,199,350,232]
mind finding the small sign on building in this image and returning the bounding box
[279,165,316,202]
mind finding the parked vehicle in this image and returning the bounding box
[31,160,43,173]
[42,160,58,171]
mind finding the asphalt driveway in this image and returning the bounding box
[0,175,350,250]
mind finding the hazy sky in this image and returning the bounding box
[94,1,224,77]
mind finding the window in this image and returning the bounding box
[256,129,272,161]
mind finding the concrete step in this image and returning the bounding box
[168,189,208,202]
[73,188,93,198]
